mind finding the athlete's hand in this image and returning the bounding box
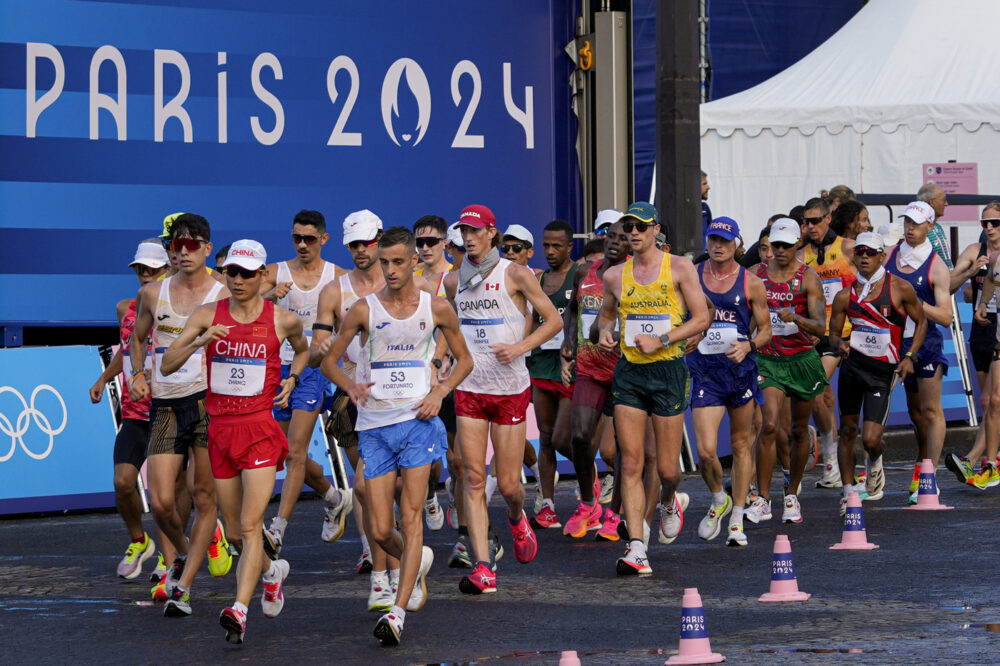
[273,377,295,408]
[560,357,574,386]
[436,355,453,382]
[560,340,575,363]
[489,342,521,365]
[896,356,915,381]
[685,334,703,355]
[975,305,990,325]
[726,340,750,364]
[89,379,105,404]
[973,255,991,274]
[273,282,293,299]
[838,341,851,358]
[634,334,663,355]
[316,335,335,359]
[347,382,375,408]
[412,390,443,420]
[598,329,617,352]
[777,308,797,323]
[129,373,150,402]
[194,324,229,348]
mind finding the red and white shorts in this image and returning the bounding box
[207,411,288,479]
[455,387,531,426]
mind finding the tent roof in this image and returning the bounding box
[700,0,1000,138]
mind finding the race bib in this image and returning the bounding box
[461,317,504,351]
[122,346,153,378]
[903,317,915,339]
[154,347,203,384]
[697,321,741,355]
[850,325,891,357]
[581,308,619,339]
[624,313,671,346]
[210,355,266,396]
[540,324,565,351]
[370,360,428,400]
[988,291,997,314]
[280,331,310,364]
[770,310,800,337]
[821,277,842,305]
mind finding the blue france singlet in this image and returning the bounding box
[687,264,757,381]
[885,245,945,364]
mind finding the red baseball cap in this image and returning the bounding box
[457,204,497,229]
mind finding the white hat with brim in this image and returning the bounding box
[343,209,383,245]
[130,241,170,269]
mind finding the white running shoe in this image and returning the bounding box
[405,546,434,611]
[599,474,615,504]
[697,495,733,541]
[816,460,843,488]
[725,524,748,547]
[261,559,289,619]
[745,496,772,524]
[368,572,394,612]
[424,496,445,531]
[321,488,354,542]
[865,458,886,501]
[374,609,404,646]
[782,494,803,523]
[657,492,689,544]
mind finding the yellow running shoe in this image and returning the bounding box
[116,532,155,580]
[150,574,168,602]
[987,464,1000,489]
[208,520,233,577]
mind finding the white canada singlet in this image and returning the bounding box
[276,260,337,364]
[150,277,223,399]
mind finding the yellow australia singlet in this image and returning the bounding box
[415,263,452,297]
[618,253,686,363]
[804,235,856,335]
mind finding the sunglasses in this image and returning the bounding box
[770,241,795,250]
[502,243,526,254]
[292,234,319,245]
[170,237,207,253]
[448,243,466,253]
[621,221,652,233]
[415,236,443,249]
[593,226,610,237]
[981,219,1000,229]
[803,216,825,226]
[160,238,171,250]
[855,247,882,257]
[224,265,261,279]
[348,238,379,250]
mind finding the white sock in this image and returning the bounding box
[270,516,287,538]
[263,561,280,582]
[821,430,837,459]
[361,535,370,554]
[390,604,406,621]
[323,486,340,504]
[233,601,248,615]
[485,475,498,503]
[529,462,541,481]
[629,539,647,558]
[389,568,400,587]
[371,569,388,584]
[730,506,744,526]
[711,491,727,507]
[542,498,555,511]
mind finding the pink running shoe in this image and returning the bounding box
[509,511,539,563]
[563,501,602,538]
[595,509,621,542]
[529,504,562,529]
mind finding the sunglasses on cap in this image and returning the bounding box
[348,237,379,250]
[224,265,262,279]
[502,243,526,254]
[292,233,319,245]
[415,236,443,249]
[593,226,610,237]
[981,218,1000,229]
[854,246,882,258]
[170,237,207,253]
[621,221,652,233]
[770,241,795,250]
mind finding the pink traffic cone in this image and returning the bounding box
[759,534,811,602]
[905,458,954,511]
[830,491,879,550]
[665,587,725,664]
[559,650,582,666]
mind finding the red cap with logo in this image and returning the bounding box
[457,204,497,230]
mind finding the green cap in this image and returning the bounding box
[620,201,657,224]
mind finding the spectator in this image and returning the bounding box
[917,183,954,268]
[830,200,871,240]
[741,213,785,268]
[821,184,856,213]
[701,170,712,249]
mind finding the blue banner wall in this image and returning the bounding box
[0,0,578,325]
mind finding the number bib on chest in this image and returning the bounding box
[821,278,842,305]
[697,321,740,355]
[624,313,671,346]
[370,360,427,400]
[581,308,618,338]
[770,310,800,337]
[850,325,891,357]
[461,317,504,350]
[540,323,564,351]
[210,356,266,396]
[280,331,310,364]
[155,348,203,384]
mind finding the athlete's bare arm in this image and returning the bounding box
[320,299,373,407]
[828,288,852,357]
[308,279,343,368]
[505,262,562,364]
[126,282,160,401]
[976,256,1000,325]
[89,299,132,403]
[784,267,827,338]
[260,263,291,302]
[950,243,989,294]
[160,304,224,376]
[561,261,588,362]
[596,263,624,351]
[728,272,772,364]
[273,307,306,408]
[893,276,926,381]
[411,299,475,420]
[924,258,954,326]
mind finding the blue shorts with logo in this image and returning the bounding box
[900,333,948,392]
[687,354,763,409]
[359,417,448,479]
[273,365,330,421]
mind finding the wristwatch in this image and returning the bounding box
[288,372,300,387]
[431,358,443,370]
[659,333,671,348]
[748,340,758,354]
[904,351,915,359]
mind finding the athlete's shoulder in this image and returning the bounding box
[115,297,133,323]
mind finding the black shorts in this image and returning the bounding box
[114,418,150,469]
[970,315,997,373]
[325,388,359,449]
[611,357,690,417]
[148,392,208,456]
[838,355,895,426]
[815,335,841,359]
[439,390,457,435]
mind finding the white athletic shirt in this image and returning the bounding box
[339,272,365,381]
[150,276,224,399]
[276,260,337,364]
[355,291,435,431]
[455,258,529,395]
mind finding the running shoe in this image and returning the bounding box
[806,425,819,471]
[445,476,454,506]
[445,506,459,530]
[509,510,538,563]
[987,463,1000,489]
[725,524,747,547]
[745,496,772,524]
[489,527,505,569]
[219,606,246,644]
[697,495,732,541]
[208,520,233,577]
[357,548,373,574]
[263,525,281,560]
[406,546,434,612]
[815,461,842,488]
[163,586,191,617]
[865,462,886,501]
[150,551,166,583]
[374,609,404,646]
[261,559,290,619]
[839,495,847,517]
[368,572,394,612]
[321,488,354,542]
[908,463,920,494]
[616,545,652,576]
[782,494,803,523]
[448,537,473,569]
[150,574,168,603]
[946,453,974,484]
[657,492,689,545]
[117,533,155,579]
[575,467,603,504]
[459,562,497,595]
[617,518,650,548]
[968,471,989,491]
[533,471,558,514]
[165,554,186,597]
[424,495,445,531]
[596,509,620,541]
[563,501,602,538]
[530,504,562,530]
[599,474,615,504]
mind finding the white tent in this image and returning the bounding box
[700,0,1000,246]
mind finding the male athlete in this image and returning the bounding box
[161,239,306,643]
[322,226,473,645]
[596,202,711,576]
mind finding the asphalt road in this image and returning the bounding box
[2,461,998,665]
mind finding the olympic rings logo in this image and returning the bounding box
[0,385,67,462]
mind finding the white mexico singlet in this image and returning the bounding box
[455,258,529,395]
[355,291,436,431]
[276,260,337,364]
[150,276,224,399]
